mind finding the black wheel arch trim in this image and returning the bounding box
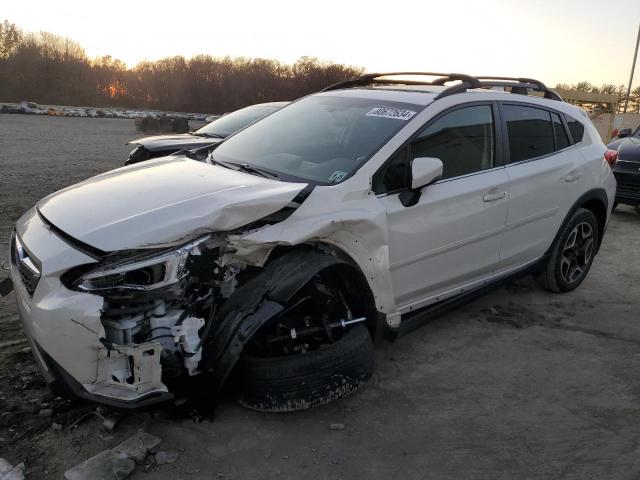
[198,249,382,414]
[546,188,609,256]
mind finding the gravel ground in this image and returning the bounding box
[1,113,640,479]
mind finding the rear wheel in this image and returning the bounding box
[536,208,599,293]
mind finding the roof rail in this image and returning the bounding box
[475,76,563,101]
[434,76,563,101]
[322,72,481,92]
[322,72,563,102]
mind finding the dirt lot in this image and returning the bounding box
[1,113,640,479]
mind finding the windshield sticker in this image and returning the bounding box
[366,107,417,121]
[328,171,348,183]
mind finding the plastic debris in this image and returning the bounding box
[64,431,161,480]
[0,458,25,480]
[63,450,134,480]
[111,431,161,465]
[154,450,179,465]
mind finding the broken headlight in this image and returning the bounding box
[74,236,210,292]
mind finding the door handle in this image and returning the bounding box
[565,172,582,183]
[483,191,506,202]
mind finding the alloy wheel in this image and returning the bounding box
[560,222,594,284]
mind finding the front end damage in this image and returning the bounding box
[69,233,238,405]
[12,196,378,412]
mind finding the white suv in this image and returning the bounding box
[6,72,617,413]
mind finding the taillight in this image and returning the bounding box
[604,149,618,167]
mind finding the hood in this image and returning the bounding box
[37,157,307,252]
[129,134,223,152]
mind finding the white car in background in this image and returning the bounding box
[5,72,617,414]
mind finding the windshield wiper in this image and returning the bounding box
[208,156,278,179]
[230,162,279,180]
[208,155,235,169]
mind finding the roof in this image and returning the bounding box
[318,86,442,106]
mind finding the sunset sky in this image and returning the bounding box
[4,0,639,87]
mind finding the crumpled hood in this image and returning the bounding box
[129,134,222,152]
[37,157,307,252]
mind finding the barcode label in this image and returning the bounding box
[366,107,417,121]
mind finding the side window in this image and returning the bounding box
[373,105,495,194]
[503,105,554,163]
[551,112,570,150]
[565,115,585,143]
[411,105,494,180]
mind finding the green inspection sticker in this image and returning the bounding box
[328,171,348,183]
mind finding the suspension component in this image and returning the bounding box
[266,317,366,345]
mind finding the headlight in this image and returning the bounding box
[75,236,209,292]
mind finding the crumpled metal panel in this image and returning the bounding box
[37,156,307,251]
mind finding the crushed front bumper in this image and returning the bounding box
[10,209,173,408]
[28,336,174,409]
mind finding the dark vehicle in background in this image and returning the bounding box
[607,126,640,209]
[126,102,288,165]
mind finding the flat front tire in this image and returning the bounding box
[236,324,374,412]
[536,208,599,293]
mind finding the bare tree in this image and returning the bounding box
[0,20,21,58]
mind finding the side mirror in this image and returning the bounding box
[399,157,443,207]
[618,128,632,138]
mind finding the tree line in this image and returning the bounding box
[2,20,639,114]
[555,81,640,113]
[0,20,363,113]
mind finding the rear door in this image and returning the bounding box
[374,103,509,310]
[499,102,583,269]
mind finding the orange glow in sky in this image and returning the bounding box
[3,0,639,87]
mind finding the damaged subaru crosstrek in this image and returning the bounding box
[5,72,617,413]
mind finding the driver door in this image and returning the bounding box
[374,103,509,310]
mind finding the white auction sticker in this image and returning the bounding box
[366,107,417,121]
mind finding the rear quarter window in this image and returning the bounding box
[503,104,555,163]
[565,115,585,143]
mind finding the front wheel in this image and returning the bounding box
[536,208,599,293]
[235,270,375,412]
[237,324,374,412]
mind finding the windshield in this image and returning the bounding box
[195,104,282,138]
[211,95,424,184]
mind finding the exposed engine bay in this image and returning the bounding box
[70,234,239,399]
